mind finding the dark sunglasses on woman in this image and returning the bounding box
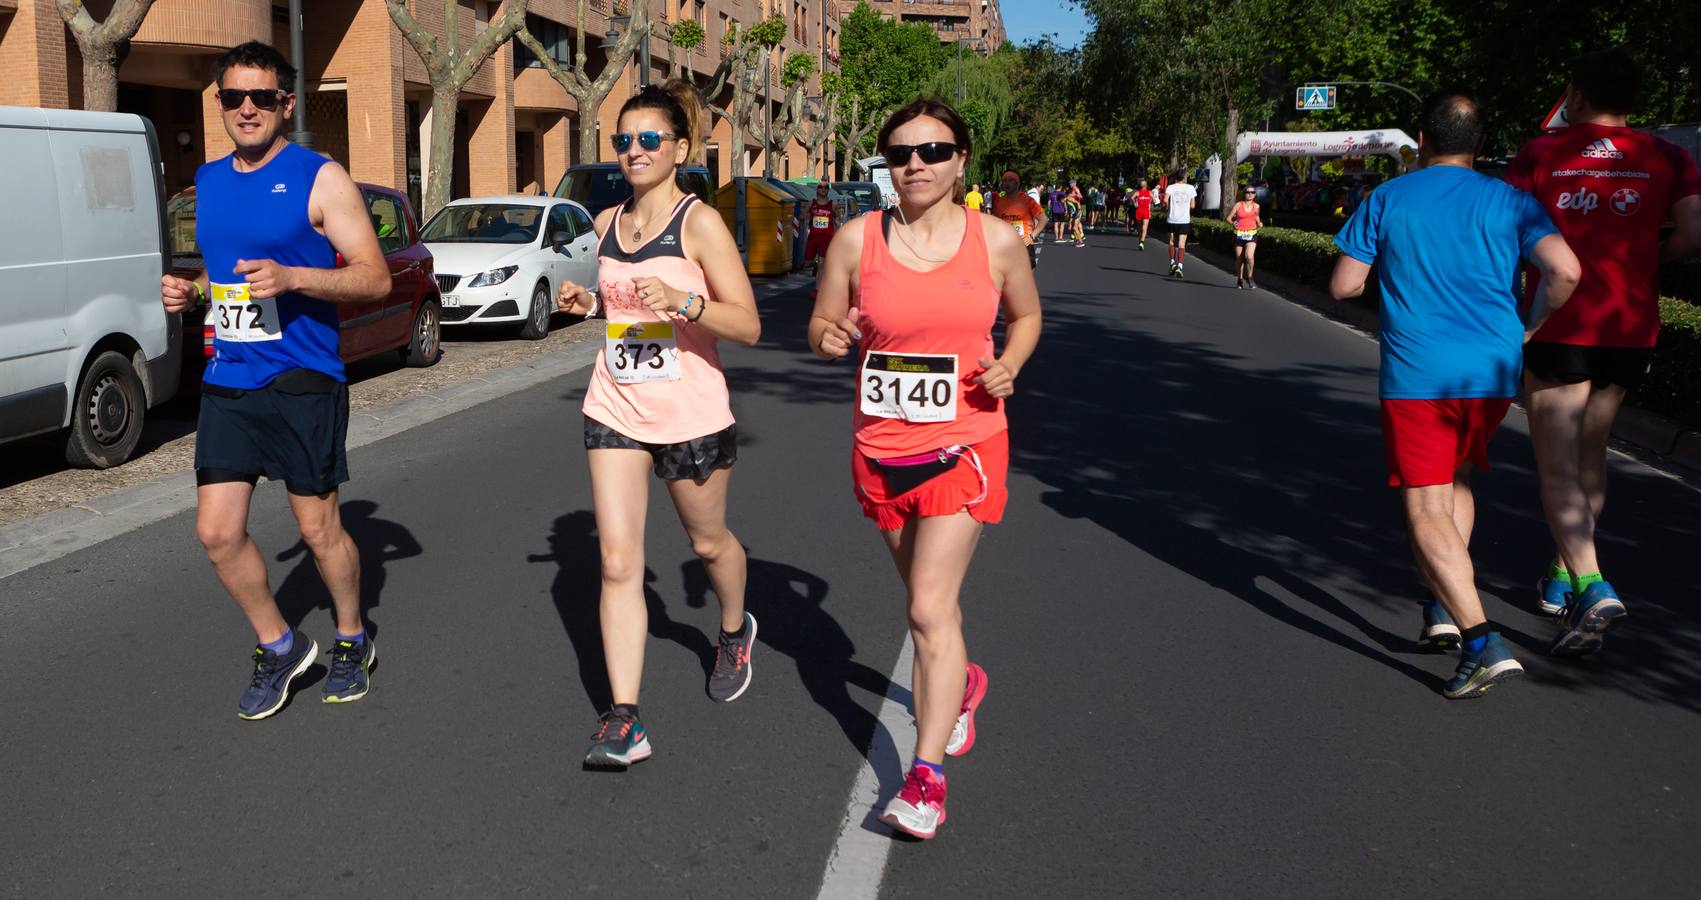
[217,88,288,111]
[610,131,676,154]
[883,142,959,167]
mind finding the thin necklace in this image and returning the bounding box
[628,186,682,241]
[891,205,955,264]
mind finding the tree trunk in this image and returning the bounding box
[423,87,459,218]
[79,40,124,112]
[1219,102,1239,221]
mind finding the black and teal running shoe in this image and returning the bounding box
[1442,633,1523,699]
[322,637,375,703]
[236,636,318,721]
[584,710,652,770]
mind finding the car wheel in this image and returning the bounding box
[64,350,146,468]
[519,281,551,341]
[401,298,443,367]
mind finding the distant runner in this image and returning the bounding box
[1232,184,1263,289]
[990,170,1048,268]
[964,182,984,213]
[1163,172,1196,277]
[805,182,839,277]
[1508,48,1701,654]
[1132,177,1154,246]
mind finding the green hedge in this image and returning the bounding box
[1178,218,1701,428]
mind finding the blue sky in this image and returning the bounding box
[1001,1,1092,47]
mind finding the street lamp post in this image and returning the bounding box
[603,14,651,89]
[955,36,985,103]
[287,0,313,148]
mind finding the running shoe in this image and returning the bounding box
[1442,633,1523,699]
[237,635,319,721]
[945,662,988,757]
[321,636,375,703]
[1535,572,1571,617]
[1246,279,1257,290]
[1418,601,1461,651]
[1551,581,1628,657]
[878,765,948,839]
[1236,278,1246,289]
[708,611,758,702]
[584,709,652,769]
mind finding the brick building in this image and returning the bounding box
[0,0,840,212]
[852,0,1004,51]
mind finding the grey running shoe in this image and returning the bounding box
[237,636,318,721]
[322,637,375,703]
[708,612,757,702]
[584,710,652,769]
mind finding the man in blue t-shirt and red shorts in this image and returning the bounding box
[160,42,390,720]
[1331,90,1582,699]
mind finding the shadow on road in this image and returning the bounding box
[530,510,719,716]
[1015,288,1701,710]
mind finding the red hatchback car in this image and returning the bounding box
[167,182,443,374]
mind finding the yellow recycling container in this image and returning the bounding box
[715,178,798,276]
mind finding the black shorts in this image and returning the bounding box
[1168,222,1192,237]
[1523,342,1652,390]
[195,368,350,496]
[584,416,737,482]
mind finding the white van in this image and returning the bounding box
[0,106,180,467]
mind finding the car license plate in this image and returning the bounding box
[441,295,459,308]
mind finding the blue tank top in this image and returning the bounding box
[196,142,342,388]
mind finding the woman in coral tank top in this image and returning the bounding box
[555,81,761,770]
[808,99,1042,839]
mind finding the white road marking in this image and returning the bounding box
[816,632,915,900]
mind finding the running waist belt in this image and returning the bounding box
[868,444,988,501]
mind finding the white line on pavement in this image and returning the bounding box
[816,632,915,900]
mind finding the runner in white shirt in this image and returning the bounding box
[1163,172,1197,277]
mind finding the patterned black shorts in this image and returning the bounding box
[583,416,738,482]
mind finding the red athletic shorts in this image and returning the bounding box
[852,430,1009,530]
[1380,398,1513,487]
[805,231,833,261]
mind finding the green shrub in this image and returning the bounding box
[1176,218,1701,428]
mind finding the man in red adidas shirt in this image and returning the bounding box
[1509,48,1701,657]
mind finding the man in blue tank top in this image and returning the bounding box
[160,41,390,720]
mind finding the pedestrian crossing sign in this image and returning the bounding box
[1297,86,1337,111]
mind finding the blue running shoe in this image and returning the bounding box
[1418,601,1461,650]
[1551,581,1628,657]
[1536,573,1571,617]
[1442,633,1523,699]
[322,637,375,703]
[237,636,318,720]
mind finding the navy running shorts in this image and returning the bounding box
[195,368,349,496]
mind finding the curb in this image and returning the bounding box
[0,337,602,583]
[1186,242,1701,477]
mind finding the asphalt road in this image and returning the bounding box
[3,233,1698,898]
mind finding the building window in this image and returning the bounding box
[515,14,572,70]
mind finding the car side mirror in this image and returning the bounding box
[552,230,571,246]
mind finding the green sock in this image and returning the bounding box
[1547,560,1569,580]
[1571,572,1604,595]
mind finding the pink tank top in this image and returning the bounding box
[581,195,734,443]
[1232,201,1260,231]
[853,209,1006,457]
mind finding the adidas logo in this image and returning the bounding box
[1580,138,1625,160]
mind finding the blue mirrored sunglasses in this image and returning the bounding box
[610,131,676,154]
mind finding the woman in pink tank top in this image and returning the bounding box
[554,81,761,770]
[1232,185,1264,289]
[808,99,1042,839]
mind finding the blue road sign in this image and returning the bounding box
[1296,85,1337,110]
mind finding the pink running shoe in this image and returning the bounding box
[945,662,988,757]
[878,765,948,839]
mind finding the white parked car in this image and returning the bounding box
[420,196,599,340]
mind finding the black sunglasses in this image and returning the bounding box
[217,88,288,111]
[883,142,959,167]
[611,131,676,154]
